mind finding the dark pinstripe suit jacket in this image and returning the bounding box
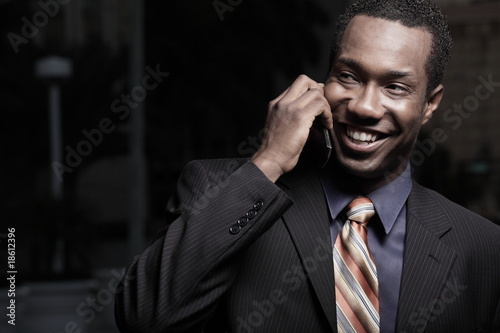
[115,158,500,333]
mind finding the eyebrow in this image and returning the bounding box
[337,57,360,68]
[389,70,414,78]
[336,57,415,78]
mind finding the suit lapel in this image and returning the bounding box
[396,183,457,332]
[278,168,337,331]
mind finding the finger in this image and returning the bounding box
[275,90,331,134]
[311,100,333,130]
[319,106,333,130]
[301,85,332,130]
[297,91,333,130]
[279,75,323,105]
[288,88,329,118]
[270,86,291,105]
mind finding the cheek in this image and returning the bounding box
[400,111,426,132]
[324,84,345,107]
[389,101,426,127]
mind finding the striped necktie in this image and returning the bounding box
[334,196,379,333]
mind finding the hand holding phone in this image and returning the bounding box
[251,75,333,182]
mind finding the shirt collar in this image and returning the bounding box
[320,163,412,234]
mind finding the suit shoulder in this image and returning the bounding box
[411,182,500,241]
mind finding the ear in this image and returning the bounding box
[421,84,444,125]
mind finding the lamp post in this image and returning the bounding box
[35,56,72,200]
[35,56,72,274]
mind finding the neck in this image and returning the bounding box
[327,161,408,195]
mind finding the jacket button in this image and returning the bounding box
[237,217,249,227]
[253,201,264,211]
[229,224,241,235]
[246,209,257,219]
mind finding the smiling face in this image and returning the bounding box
[324,15,443,191]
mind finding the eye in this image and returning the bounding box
[336,72,358,83]
[386,84,409,95]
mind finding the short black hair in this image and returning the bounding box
[329,0,453,96]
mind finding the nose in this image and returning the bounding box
[347,84,384,120]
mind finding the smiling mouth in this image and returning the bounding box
[345,126,385,146]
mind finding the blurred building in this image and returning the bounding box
[1,1,135,332]
[28,0,132,54]
[422,0,500,222]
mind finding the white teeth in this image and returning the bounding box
[347,128,379,143]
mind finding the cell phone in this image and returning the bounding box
[320,126,332,167]
[317,125,332,168]
[305,118,332,168]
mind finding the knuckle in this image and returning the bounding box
[309,100,323,111]
[306,89,325,103]
[273,99,294,115]
[272,99,283,111]
[309,88,322,97]
[296,74,310,84]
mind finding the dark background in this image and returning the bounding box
[0,0,498,332]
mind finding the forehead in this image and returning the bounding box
[338,15,432,77]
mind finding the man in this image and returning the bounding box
[115,0,500,332]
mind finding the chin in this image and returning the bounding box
[344,163,382,180]
[336,154,396,180]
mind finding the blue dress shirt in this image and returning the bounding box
[321,164,412,333]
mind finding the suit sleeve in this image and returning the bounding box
[114,159,293,332]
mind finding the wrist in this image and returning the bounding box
[251,153,284,183]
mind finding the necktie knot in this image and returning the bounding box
[346,196,375,225]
